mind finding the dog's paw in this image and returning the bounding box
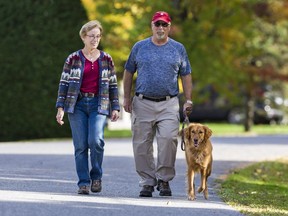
[188,191,196,200]
[197,186,204,193]
[204,188,209,200]
[187,194,196,201]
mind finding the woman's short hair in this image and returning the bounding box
[79,20,103,38]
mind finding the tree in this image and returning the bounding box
[83,0,288,131]
[238,0,288,130]
[174,0,288,130]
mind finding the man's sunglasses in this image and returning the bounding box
[154,22,170,27]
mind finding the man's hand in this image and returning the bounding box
[183,101,193,117]
[123,97,132,113]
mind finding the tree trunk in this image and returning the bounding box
[244,93,254,132]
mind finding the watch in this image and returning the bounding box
[186,100,193,105]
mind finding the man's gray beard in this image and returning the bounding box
[156,33,165,40]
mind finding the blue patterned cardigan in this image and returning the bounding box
[56,50,120,116]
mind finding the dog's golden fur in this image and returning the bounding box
[181,123,213,200]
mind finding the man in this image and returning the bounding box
[123,11,193,197]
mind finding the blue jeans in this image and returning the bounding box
[68,97,107,187]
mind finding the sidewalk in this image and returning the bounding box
[0,135,287,216]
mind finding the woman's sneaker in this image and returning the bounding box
[91,180,102,193]
[78,185,90,195]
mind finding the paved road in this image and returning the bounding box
[0,135,287,216]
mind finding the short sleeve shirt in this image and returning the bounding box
[125,37,192,97]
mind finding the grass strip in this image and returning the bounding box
[217,159,288,216]
[105,123,288,138]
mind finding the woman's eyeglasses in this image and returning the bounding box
[154,22,170,27]
[86,34,102,40]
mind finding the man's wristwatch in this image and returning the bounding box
[185,100,193,105]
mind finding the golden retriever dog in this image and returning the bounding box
[181,123,213,201]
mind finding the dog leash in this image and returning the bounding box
[181,108,191,151]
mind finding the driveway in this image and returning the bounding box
[0,135,287,216]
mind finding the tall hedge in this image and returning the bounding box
[0,0,88,141]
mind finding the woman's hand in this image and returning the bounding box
[110,110,119,122]
[56,108,65,125]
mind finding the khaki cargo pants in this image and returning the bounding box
[131,95,180,187]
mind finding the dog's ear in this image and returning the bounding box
[204,126,212,140]
[185,127,191,140]
[180,127,191,140]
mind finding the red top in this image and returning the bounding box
[80,54,99,94]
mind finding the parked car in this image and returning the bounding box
[178,91,284,124]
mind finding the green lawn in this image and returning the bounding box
[205,123,288,136]
[105,123,288,138]
[217,159,288,216]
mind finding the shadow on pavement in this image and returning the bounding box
[0,154,245,216]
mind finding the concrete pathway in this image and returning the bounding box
[0,135,287,216]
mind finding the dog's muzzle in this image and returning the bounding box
[193,139,199,147]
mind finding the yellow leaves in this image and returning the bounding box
[269,0,288,21]
[218,28,245,51]
[104,14,132,40]
[114,2,122,9]
[199,20,213,33]
[80,0,97,20]
[219,28,245,44]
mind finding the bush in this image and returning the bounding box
[0,0,88,141]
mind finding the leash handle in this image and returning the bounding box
[181,124,186,151]
[184,106,193,115]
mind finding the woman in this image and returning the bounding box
[55,20,120,195]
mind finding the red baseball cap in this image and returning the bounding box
[152,11,171,23]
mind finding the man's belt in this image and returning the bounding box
[135,92,177,102]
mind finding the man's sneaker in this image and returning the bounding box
[157,180,172,196]
[78,185,90,195]
[91,180,102,193]
[139,185,154,197]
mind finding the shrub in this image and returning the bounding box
[0,0,88,141]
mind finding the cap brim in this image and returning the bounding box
[153,18,170,23]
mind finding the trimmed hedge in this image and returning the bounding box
[0,0,88,141]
